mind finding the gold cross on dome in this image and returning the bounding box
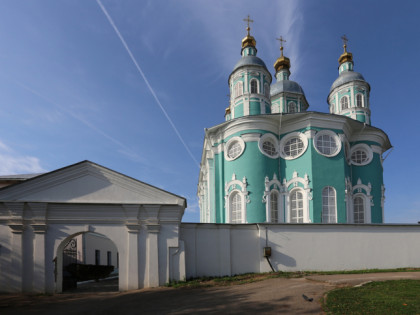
[276,36,286,56]
[243,15,253,35]
[341,34,349,49]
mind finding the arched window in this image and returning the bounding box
[234,82,243,97]
[288,102,297,113]
[290,189,304,223]
[322,186,336,223]
[353,196,365,223]
[341,96,349,110]
[230,191,242,223]
[356,94,363,107]
[250,79,258,94]
[270,191,279,223]
[264,83,270,98]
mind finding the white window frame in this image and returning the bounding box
[353,194,366,224]
[279,132,309,160]
[283,172,311,223]
[263,175,284,223]
[258,133,279,158]
[356,93,364,107]
[313,130,342,158]
[270,190,280,223]
[250,79,258,94]
[322,186,337,223]
[340,95,349,110]
[350,143,373,166]
[234,81,243,98]
[225,174,248,223]
[224,136,245,161]
[288,188,305,223]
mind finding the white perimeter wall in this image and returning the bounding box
[181,223,420,279]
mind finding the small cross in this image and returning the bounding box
[243,15,253,35]
[276,36,286,56]
[341,34,348,47]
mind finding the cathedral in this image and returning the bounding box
[197,20,391,224]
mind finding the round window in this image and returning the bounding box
[350,144,373,165]
[314,130,341,157]
[224,136,245,161]
[262,141,276,156]
[284,137,304,157]
[279,132,308,160]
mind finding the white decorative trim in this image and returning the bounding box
[371,145,383,155]
[282,172,312,223]
[263,174,283,223]
[241,133,261,142]
[279,132,309,160]
[351,178,372,224]
[304,130,316,139]
[313,130,342,157]
[258,133,279,158]
[350,143,373,166]
[224,136,245,161]
[224,174,249,223]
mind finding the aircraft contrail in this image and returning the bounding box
[96,0,200,168]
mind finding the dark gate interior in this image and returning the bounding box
[62,238,78,291]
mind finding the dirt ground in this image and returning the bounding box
[1,272,420,314]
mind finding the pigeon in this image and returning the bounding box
[302,294,313,302]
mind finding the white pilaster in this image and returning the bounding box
[146,224,160,287]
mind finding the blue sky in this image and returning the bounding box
[0,0,419,223]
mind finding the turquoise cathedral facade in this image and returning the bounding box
[197,26,391,224]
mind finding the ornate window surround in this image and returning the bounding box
[279,132,309,160]
[224,174,249,223]
[283,171,312,223]
[345,177,372,223]
[258,133,279,158]
[350,143,373,166]
[250,79,259,94]
[322,186,337,223]
[263,174,283,223]
[224,136,245,161]
[313,130,342,158]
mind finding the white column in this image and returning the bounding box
[6,202,24,292]
[28,203,48,293]
[126,226,140,290]
[146,224,160,287]
[32,225,47,292]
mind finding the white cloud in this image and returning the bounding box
[0,140,46,175]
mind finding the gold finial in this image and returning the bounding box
[276,36,286,57]
[338,34,353,65]
[243,15,254,36]
[341,34,348,52]
[273,35,290,72]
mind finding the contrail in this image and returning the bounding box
[13,80,143,162]
[96,0,200,168]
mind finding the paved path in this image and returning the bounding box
[1,272,420,314]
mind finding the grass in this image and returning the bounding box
[322,279,420,314]
[165,267,420,288]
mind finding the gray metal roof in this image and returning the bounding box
[270,80,306,96]
[0,173,43,180]
[232,56,268,72]
[330,71,369,92]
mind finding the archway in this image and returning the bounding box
[55,231,120,293]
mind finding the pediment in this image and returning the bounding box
[0,161,185,206]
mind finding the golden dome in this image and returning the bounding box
[274,46,290,72]
[339,47,353,64]
[242,27,256,49]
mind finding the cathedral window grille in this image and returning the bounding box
[322,186,337,223]
[290,189,304,223]
[341,96,349,110]
[228,142,242,159]
[288,102,297,113]
[234,82,243,97]
[284,137,304,158]
[270,191,279,223]
[262,140,277,156]
[356,94,363,107]
[315,134,339,156]
[351,149,368,164]
[230,192,242,223]
[250,79,258,94]
[353,196,365,223]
